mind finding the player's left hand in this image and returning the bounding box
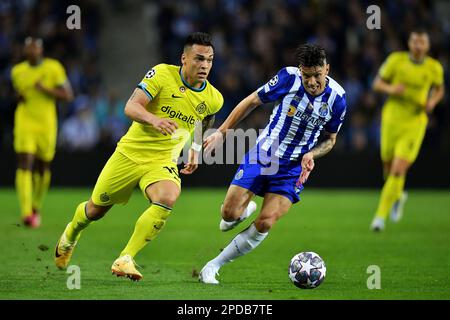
[35,81,49,94]
[425,100,436,114]
[180,149,199,175]
[300,152,315,184]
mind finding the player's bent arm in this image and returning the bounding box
[124,88,153,124]
[426,84,445,113]
[308,131,337,160]
[217,91,262,136]
[125,88,178,135]
[372,76,403,96]
[36,81,74,102]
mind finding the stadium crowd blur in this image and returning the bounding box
[0,0,448,154]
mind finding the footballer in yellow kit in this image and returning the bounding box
[55,32,223,281]
[91,62,223,206]
[11,37,73,228]
[370,29,445,231]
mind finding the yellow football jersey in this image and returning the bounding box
[116,64,224,163]
[378,51,444,124]
[11,58,68,129]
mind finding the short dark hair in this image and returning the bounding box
[184,32,214,51]
[409,26,428,36]
[295,44,327,67]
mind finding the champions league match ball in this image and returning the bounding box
[288,251,326,289]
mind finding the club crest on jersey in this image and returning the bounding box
[196,101,206,114]
[145,68,155,79]
[319,102,329,117]
[235,169,244,180]
[287,105,297,117]
[100,192,110,202]
[268,75,279,86]
[179,86,186,93]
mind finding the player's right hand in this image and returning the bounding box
[149,117,178,135]
[390,83,406,96]
[203,130,224,155]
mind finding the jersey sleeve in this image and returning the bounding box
[209,91,224,115]
[378,53,398,82]
[432,60,444,86]
[137,64,166,100]
[52,61,68,87]
[257,68,296,103]
[324,94,347,133]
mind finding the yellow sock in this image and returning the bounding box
[120,203,172,258]
[16,169,33,217]
[32,170,51,211]
[66,201,91,242]
[375,175,405,219]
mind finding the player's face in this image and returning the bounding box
[408,32,429,59]
[300,64,329,96]
[181,44,214,85]
[24,41,43,63]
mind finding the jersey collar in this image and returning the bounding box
[179,67,207,92]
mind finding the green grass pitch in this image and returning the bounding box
[1,188,449,300]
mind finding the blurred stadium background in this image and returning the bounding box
[0,0,449,188]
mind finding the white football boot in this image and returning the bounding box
[199,263,220,284]
[390,191,408,223]
[370,217,385,232]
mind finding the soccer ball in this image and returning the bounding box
[288,251,326,289]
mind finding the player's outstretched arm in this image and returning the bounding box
[124,88,178,135]
[203,92,262,153]
[35,81,74,102]
[426,84,445,114]
[299,131,337,184]
[372,76,405,96]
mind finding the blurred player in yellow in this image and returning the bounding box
[11,37,73,228]
[54,32,223,280]
[370,28,445,231]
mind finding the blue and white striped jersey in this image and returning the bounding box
[255,66,347,162]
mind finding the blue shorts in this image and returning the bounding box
[230,153,304,204]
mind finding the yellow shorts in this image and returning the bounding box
[91,151,181,206]
[380,120,427,163]
[13,121,57,162]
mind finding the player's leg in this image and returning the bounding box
[112,162,181,280]
[220,184,257,231]
[371,121,396,231]
[16,152,38,226]
[55,151,140,269]
[119,180,180,259]
[112,180,180,281]
[372,122,425,231]
[32,158,51,215]
[200,193,292,284]
[32,128,56,216]
[55,200,112,270]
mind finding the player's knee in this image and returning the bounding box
[221,202,241,221]
[86,200,111,221]
[151,192,179,208]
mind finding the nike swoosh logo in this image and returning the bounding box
[55,241,61,258]
[171,94,182,98]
